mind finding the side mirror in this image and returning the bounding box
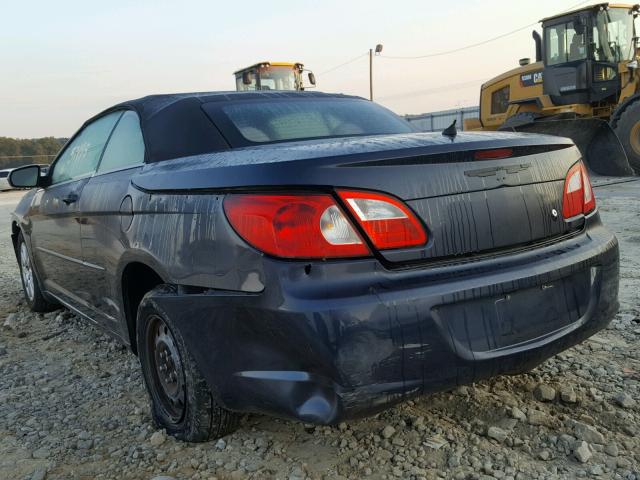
[242,71,252,85]
[308,72,316,85]
[9,165,42,188]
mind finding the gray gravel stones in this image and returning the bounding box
[31,447,50,459]
[605,442,619,457]
[76,438,93,450]
[526,409,550,426]
[572,421,605,445]
[613,392,636,409]
[31,469,47,480]
[574,441,592,463]
[288,465,305,480]
[510,406,527,422]
[559,385,577,403]
[149,430,166,447]
[533,383,556,402]
[381,425,396,439]
[487,426,508,442]
[3,313,17,330]
[423,435,447,450]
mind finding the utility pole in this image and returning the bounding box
[369,44,383,101]
[369,49,373,101]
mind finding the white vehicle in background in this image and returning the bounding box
[0,168,16,191]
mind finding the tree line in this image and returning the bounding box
[0,137,68,170]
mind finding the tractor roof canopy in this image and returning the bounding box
[540,3,637,23]
[233,62,304,75]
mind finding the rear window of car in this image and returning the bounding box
[204,98,414,146]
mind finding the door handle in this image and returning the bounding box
[61,193,79,205]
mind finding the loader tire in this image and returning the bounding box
[613,100,640,174]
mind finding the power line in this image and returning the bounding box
[318,52,368,77]
[320,0,594,73]
[380,0,593,60]
[380,24,538,60]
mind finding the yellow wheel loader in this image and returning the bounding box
[465,3,640,176]
[234,62,316,91]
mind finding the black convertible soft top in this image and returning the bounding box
[97,91,361,163]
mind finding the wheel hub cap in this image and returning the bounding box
[20,243,34,301]
[149,316,186,421]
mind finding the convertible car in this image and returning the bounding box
[9,91,619,441]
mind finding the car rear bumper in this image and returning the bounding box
[150,215,619,424]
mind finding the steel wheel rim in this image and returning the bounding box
[147,315,186,422]
[20,242,34,301]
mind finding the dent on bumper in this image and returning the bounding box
[149,220,619,425]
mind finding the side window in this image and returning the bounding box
[51,112,121,184]
[491,86,510,114]
[97,111,145,173]
[546,24,564,66]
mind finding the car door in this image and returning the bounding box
[29,111,122,310]
[79,110,146,332]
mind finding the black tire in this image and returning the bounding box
[16,232,58,313]
[612,100,640,174]
[136,285,239,442]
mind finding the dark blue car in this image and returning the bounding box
[9,91,619,441]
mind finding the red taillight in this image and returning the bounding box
[582,166,596,213]
[562,162,596,219]
[224,190,428,258]
[337,190,428,250]
[223,194,370,258]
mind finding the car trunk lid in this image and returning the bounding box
[133,131,582,263]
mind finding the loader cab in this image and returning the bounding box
[234,62,316,91]
[541,4,639,106]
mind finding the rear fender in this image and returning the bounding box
[143,286,346,423]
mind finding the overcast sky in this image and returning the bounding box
[1,0,589,138]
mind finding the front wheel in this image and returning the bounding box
[137,285,240,442]
[16,232,58,312]
[613,100,640,174]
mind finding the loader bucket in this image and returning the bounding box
[502,118,635,177]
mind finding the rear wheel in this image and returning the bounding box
[16,232,58,312]
[137,285,240,442]
[613,100,640,174]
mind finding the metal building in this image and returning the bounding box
[405,106,479,132]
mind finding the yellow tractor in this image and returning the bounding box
[465,3,640,176]
[234,61,316,92]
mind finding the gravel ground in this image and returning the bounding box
[0,181,639,480]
